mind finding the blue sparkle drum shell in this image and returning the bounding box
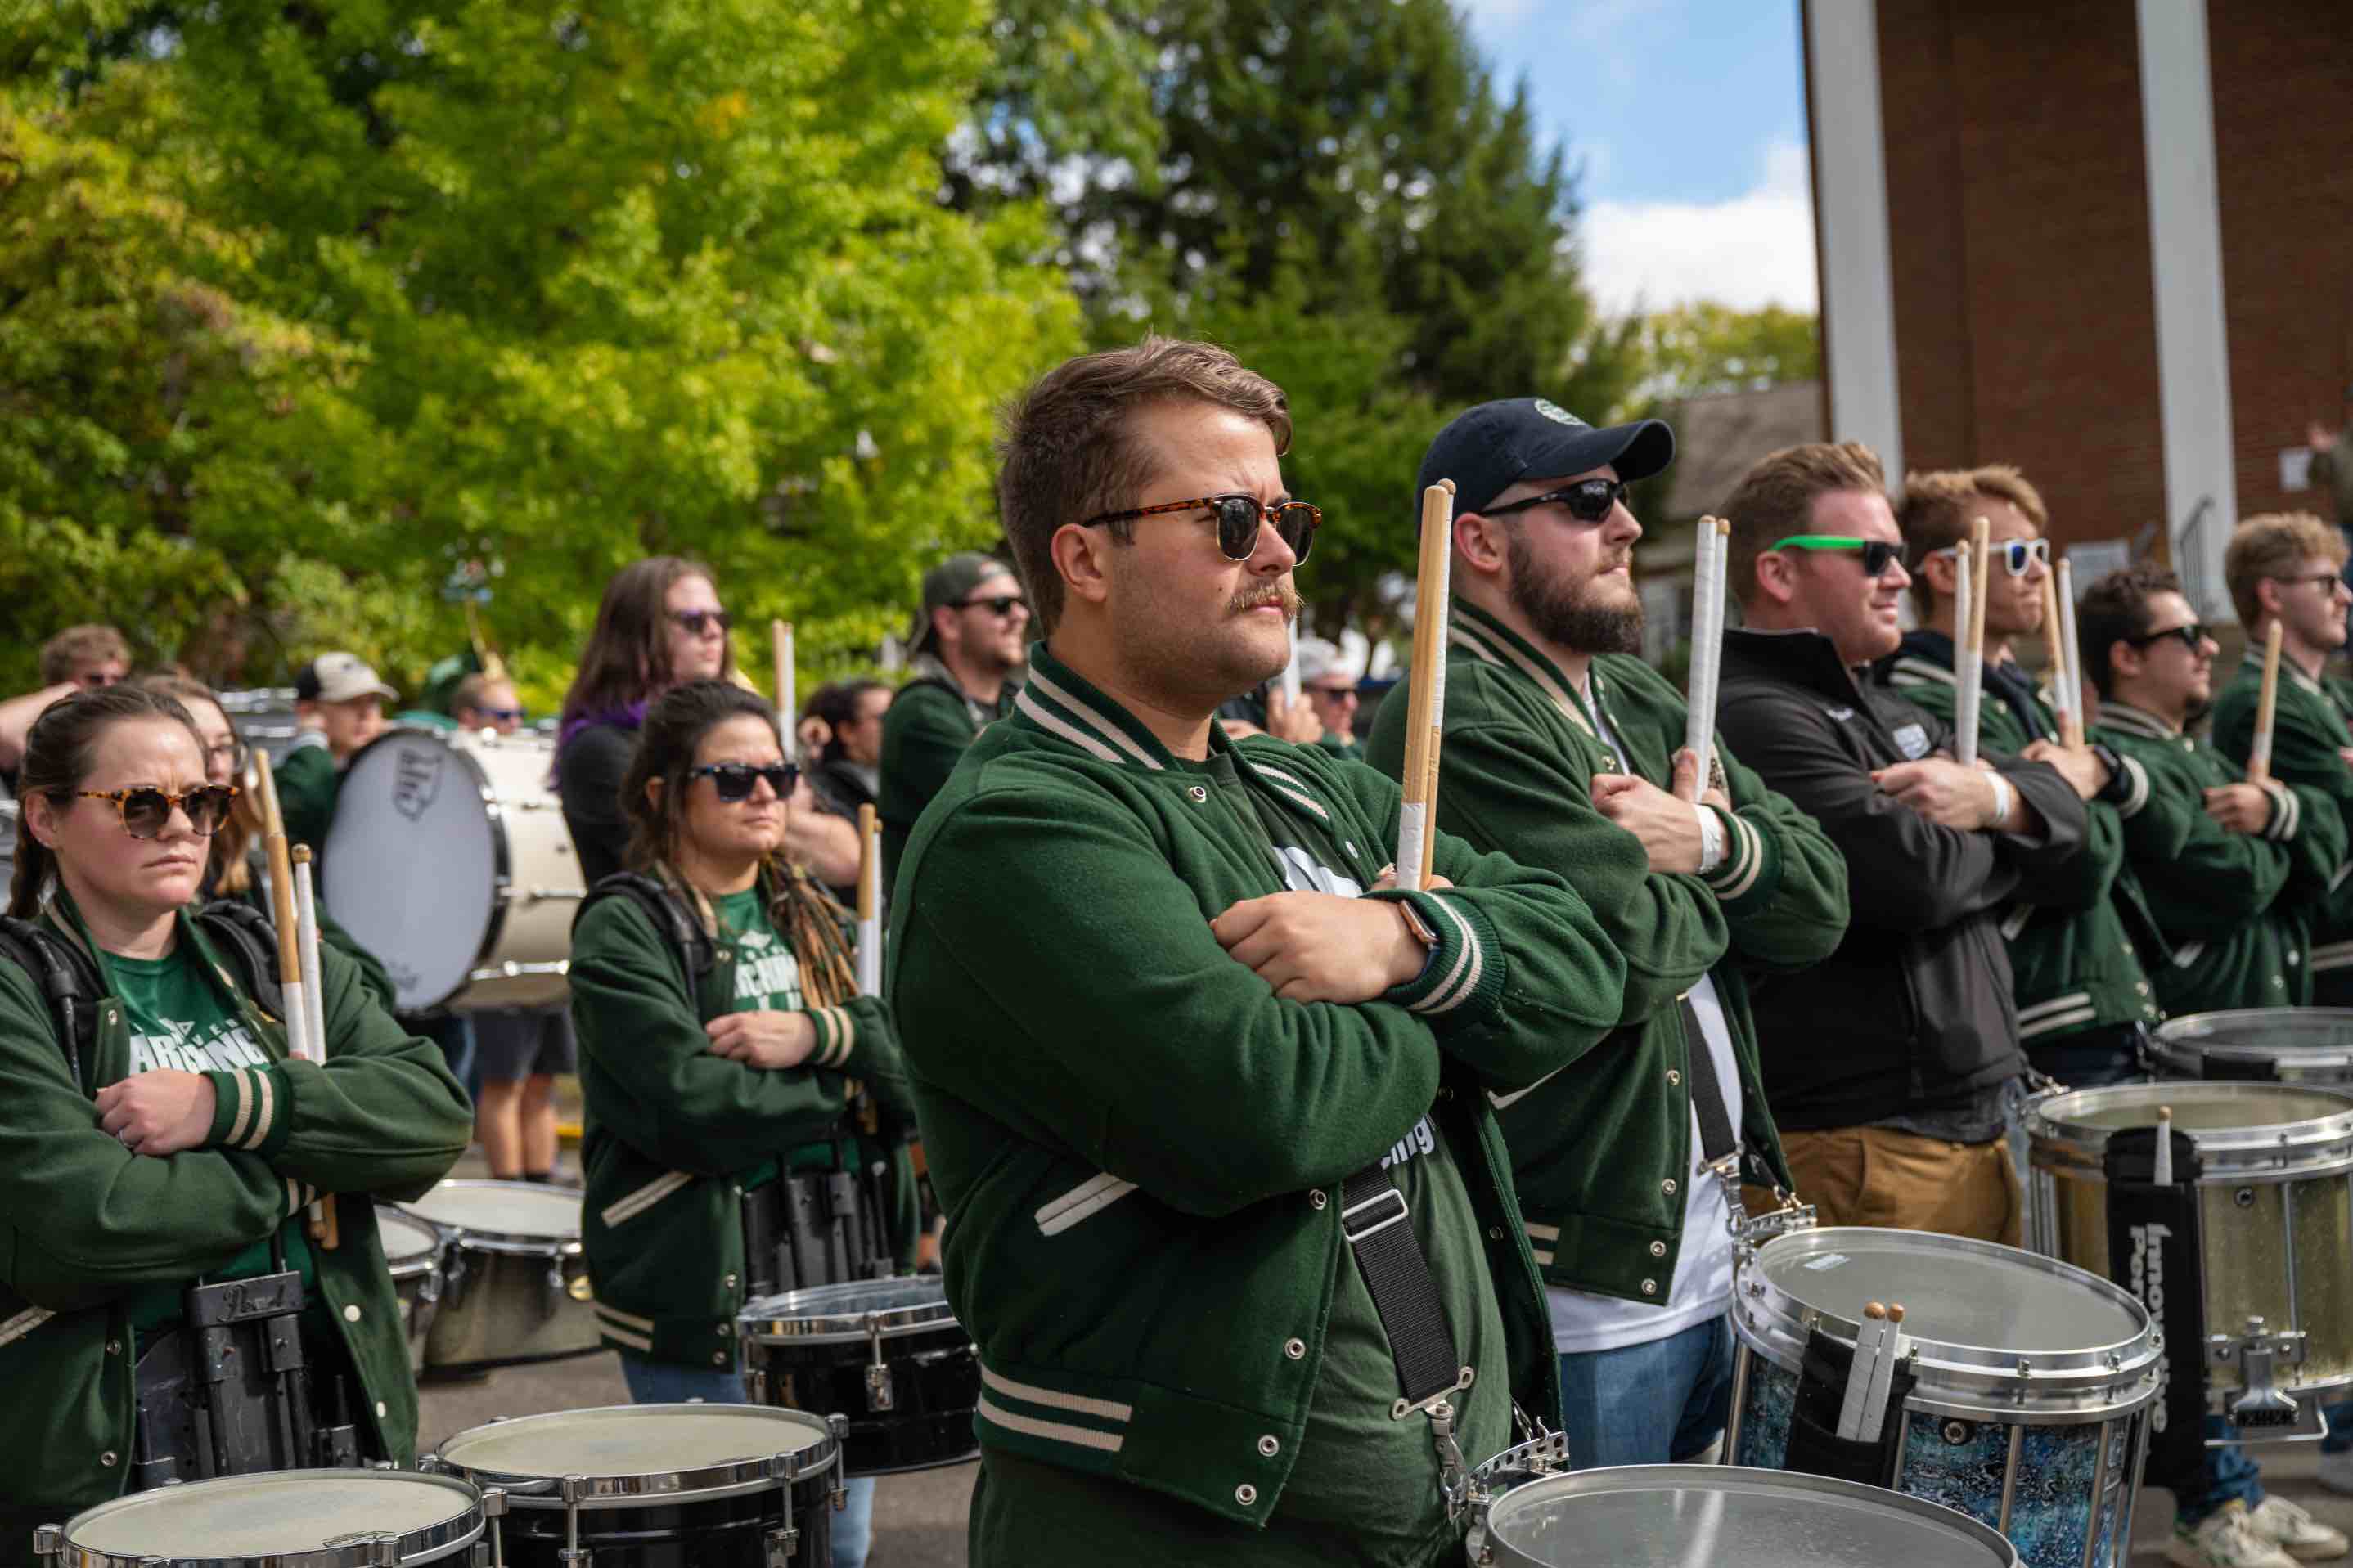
[1468,1463,2021,1567]
[1725,1227,2158,1568]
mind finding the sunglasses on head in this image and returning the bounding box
[74,784,240,839]
[1482,478,1631,523]
[670,609,733,637]
[2126,622,2211,654]
[1082,493,1322,563]
[689,761,799,802]
[955,594,1028,618]
[1770,534,1905,577]
[1928,538,2049,577]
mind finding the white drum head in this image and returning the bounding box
[437,1405,829,1487]
[64,1471,477,1562]
[377,1208,442,1269]
[322,729,497,1010]
[403,1179,580,1242]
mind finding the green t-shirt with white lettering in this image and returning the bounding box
[713,888,844,1183]
[110,944,316,1339]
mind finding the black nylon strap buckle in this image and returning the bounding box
[1342,1185,1410,1245]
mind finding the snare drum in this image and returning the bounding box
[378,1206,446,1374]
[2027,1082,2353,1405]
[400,1180,598,1371]
[34,1469,491,1568]
[739,1277,980,1476]
[1467,1463,2020,1567]
[2150,1008,2353,1085]
[1727,1227,2157,1568]
[430,1404,843,1568]
[322,727,583,1013]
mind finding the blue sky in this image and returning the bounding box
[1457,0,1819,314]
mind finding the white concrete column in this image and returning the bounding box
[2135,0,2238,619]
[1805,0,1904,481]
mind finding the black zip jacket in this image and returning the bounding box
[1713,627,2093,1130]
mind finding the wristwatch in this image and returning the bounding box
[2090,740,2132,805]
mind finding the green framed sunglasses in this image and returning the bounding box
[1768,534,1904,577]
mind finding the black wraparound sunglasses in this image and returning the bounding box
[2125,623,2211,654]
[690,762,800,802]
[1082,493,1322,562]
[1482,478,1631,523]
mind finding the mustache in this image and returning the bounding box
[1228,585,1303,618]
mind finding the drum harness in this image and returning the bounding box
[579,874,898,1296]
[0,905,377,1487]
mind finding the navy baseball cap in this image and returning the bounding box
[1419,398,1676,518]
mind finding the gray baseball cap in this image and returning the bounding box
[908,551,1019,655]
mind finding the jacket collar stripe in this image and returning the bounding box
[1260,781,1331,820]
[1451,612,1596,735]
[979,1393,1127,1453]
[1021,664,1168,770]
[2097,701,2176,740]
[2245,650,2326,698]
[1014,687,1128,764]
[1891,656,1958,687]
[1407,896,1482,1015]
[0,1305,56,1349]
[980,1364,1135,1424]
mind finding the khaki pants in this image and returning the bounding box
[1743,1126,2021,1246]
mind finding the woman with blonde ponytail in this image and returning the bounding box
[566,679,916,1568]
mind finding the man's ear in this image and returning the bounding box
[1453,511,1510,581]
[1921,549,1959,604]
[2255,578,2283,622]
[1052,523,1114,613]
[1752,548,1798,608]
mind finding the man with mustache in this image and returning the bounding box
[889,339,1628,1565]
[1711,443,2090,1244]
[1364,399,1848,1467]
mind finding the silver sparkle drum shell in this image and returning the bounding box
[2027,1081,2353,1398]
[34,1469,487,1568]
[377,1204,446,1375]
[2151,1009,2353,1087]
[399,1179,598,1371]
[1466,1464,2019,1568]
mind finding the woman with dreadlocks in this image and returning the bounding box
[567,679,916,1568]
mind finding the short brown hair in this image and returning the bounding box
[996,336,1293,635]
[2225,511,2346,628]
[39,624,130,685]
[1721,442,1887,604]
[2076,561,2180,699]
[1894,465,2049,613]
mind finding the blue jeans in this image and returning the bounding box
[2321,1401,2353,1454]
[619,1352,876,1568]
[1557,1313,1734,1467]
[2179,1417,2265,1527]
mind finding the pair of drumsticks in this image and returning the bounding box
[250,752,337,1250]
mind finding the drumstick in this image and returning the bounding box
[855,804,883,997]
[1860,1302,1906,1443]
[1955,517,1991,765]
[1280,623,1302,708]
[290,847,339,1249]
[1396,480,1455,892]
[2056,559,2085,745]
[1681,519,1725,802]
[2153,1105,2175,1188]
[251,754,335,1247]
[1951,542,1975,763]
[1835,1301,1888,1440]
[2248,621,2285,785]
[2039,569,2078,745]
[772,619,795,762]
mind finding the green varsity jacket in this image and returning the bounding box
[888,644,1626,1532]
[878,660,1017,888]
[0,906,470,1551]
[1886,638,2166,1047]
[1364,604,1842,1303]
[2211,651,2353,983]
[568,874,918,1368]
[2090,701,2347,1013]
[273,740,339,855]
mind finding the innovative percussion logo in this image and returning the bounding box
[2129,1220,2171,1432]
[393,742,447,823]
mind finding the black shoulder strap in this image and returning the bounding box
[0,914,102,1095]
[192,901,287,1023]
[576,872,713,997]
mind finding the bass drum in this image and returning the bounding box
[322,727,583,1012]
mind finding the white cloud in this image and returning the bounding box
[1579,140,1818,315]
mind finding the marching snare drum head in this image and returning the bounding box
[403,1179,580,1242]
[2156,1008,2353,1058]
[1755,1227,2144,1354]
[436,1404,830,1492]
[739,1275,956,1342]
[1478,1465,2016,1567]
[62,1470,479,1564]
[377,1207,443,1271]
[2047,1081,2353,1133]
[322,728,498,1011]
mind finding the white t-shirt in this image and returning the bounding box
[1547,681,1741,1355]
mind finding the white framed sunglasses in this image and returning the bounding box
[1925,538,2049,577]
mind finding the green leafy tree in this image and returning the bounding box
[1630,302,1821,401]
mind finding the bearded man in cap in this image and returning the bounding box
[1365,398,1847,1466]
[890,338,1627,1565]
[878,550,1029,884]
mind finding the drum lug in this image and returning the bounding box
[479,1487,509,1568]
[763,1524,799,1566]
[864,1314,896,1412]
[30,1525,58,1561]
[442,1248,471,1306]
[828,1414,849,1513]
[2216,1316,2307,1431]
[542,1265,567,1319]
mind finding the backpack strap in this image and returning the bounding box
[192,900,288,1025]
[0,914,102,1096]
[575,872,713,1001]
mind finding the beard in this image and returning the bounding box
[1506,529,1644,655]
